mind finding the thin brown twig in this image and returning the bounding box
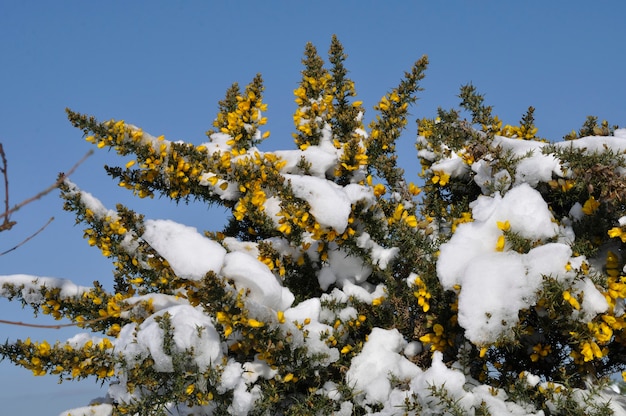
[0,149,93,221]
[0,216,55,256]
[0,144,16,231]
[0,318,80,330]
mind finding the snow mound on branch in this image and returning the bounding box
[283,174,371,234]
[115,304,223,374]
[274,146,338,178]
[142,219,226,279]
[346,328,421,405]
[222,251,293,311]
[437,183,574,344]
[317,246,372,290]
[58,403,113,416]
[0,274,90,303]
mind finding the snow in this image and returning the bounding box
[282,174,353,233]
[274,146,337,178]
[437,183,575,344]
[142,219,227,280]
[116,304,223,373]
[317,246,372,290]
[0,274,90,303]
[346,328,421,405]
[356,232,399,270]
[58,404,113,416]
[221,251,292,310]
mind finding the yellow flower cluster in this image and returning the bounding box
[275,200,357,257]
[85,119,129,148]
[83,211,128,257]
[219,91,269,149]
[494,220,511,252]
[412,275,432,313]
[431,170,450,186]
[41,288,63,320]
[367,89,410,154]
[483,116,538,140]
[548,178,575,192]
[293,74,334,148]
[389,203,418,228]
[259,254,286,277]
[578,340,607,362]
[530,343,552,362]
[214,290,277,360]
[417,117,436,139]
[17,337,114,379]
[560,251,626,366]
[562,291,580,310]
[608,226,626,243]
[335,139,368,177]
[325,314,367,358]
[605,276,626,308]
[234,179,267,221]
[581,196,600,215]
[419,323,450,352]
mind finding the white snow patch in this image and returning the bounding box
[283,174,352,233]
[142,219,226,280]
[222,251,291,310]
[346,328,421,405]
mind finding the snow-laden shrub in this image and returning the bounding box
[2,36,626,415]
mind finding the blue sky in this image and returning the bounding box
[1,1,625,414]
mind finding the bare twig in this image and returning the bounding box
[0,149,93,222]
[0,216,55,256]
[0,144,16,232]
[0,318,80,330]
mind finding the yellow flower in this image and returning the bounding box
[608,227,626,243]
[563,291,580,310]
[431,171,450,186]
[372,297,384,306]
[378,96,390,111]
[531,343,551,362]
[408,182,421,196]
[247,318,264,328]
[582,196,600,215]
[495,235,505,252]
[373,183,386,198]
[479,346,488,358]
[496,220,510,231]
[37,341,51,357]
[405,215,418,228]
[581,341,604,362]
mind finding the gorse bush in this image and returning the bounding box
[2,36,626,415]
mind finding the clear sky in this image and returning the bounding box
[1,1,625,414]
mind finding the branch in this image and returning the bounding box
[0,144,16,231]
[0,216,54,256]
[0,149,93,222]
[0,318,80,330]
